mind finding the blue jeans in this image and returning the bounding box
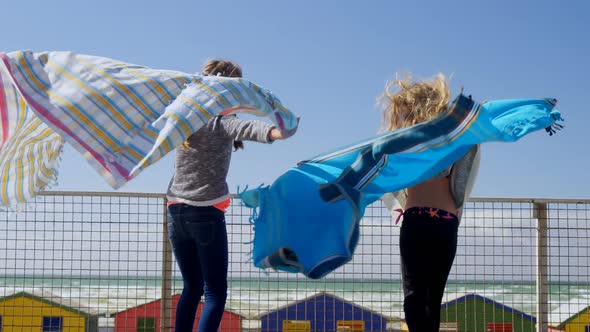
[167,204,228,332]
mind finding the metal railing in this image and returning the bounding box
[0,192,588,331]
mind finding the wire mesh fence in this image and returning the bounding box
[0,192,588,331]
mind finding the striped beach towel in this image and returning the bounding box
[240,94,563,279]
[0,51,297,207]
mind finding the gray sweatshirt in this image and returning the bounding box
[166,115,274,206]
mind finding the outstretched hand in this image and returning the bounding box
[270,116,300,141]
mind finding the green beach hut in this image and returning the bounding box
[440,293,536,332]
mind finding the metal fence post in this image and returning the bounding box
[161,198,173,332]
[534,201,549,332]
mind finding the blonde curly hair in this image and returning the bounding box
[380,73,450,132]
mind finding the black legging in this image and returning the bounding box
[399,207,459,332]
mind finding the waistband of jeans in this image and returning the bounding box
[168,203,225,217]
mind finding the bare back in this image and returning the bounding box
[405,176,456,213]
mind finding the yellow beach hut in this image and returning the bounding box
[0,290,98,332]
[557,305,590,332]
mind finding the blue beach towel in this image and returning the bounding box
[240,94,563,279]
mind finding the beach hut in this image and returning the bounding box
[548,300,588,330]
[439,293,536,332]
[556,305,590,332]
[0,290,99,332]
[113,293,243,332]
[257,291,389,332]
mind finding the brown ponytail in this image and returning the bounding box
[202,59,244,151]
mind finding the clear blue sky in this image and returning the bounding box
[3,0,588,199]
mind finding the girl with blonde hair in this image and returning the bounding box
[381,73,480,332]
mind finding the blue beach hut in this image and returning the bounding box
[258,291,389,331]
